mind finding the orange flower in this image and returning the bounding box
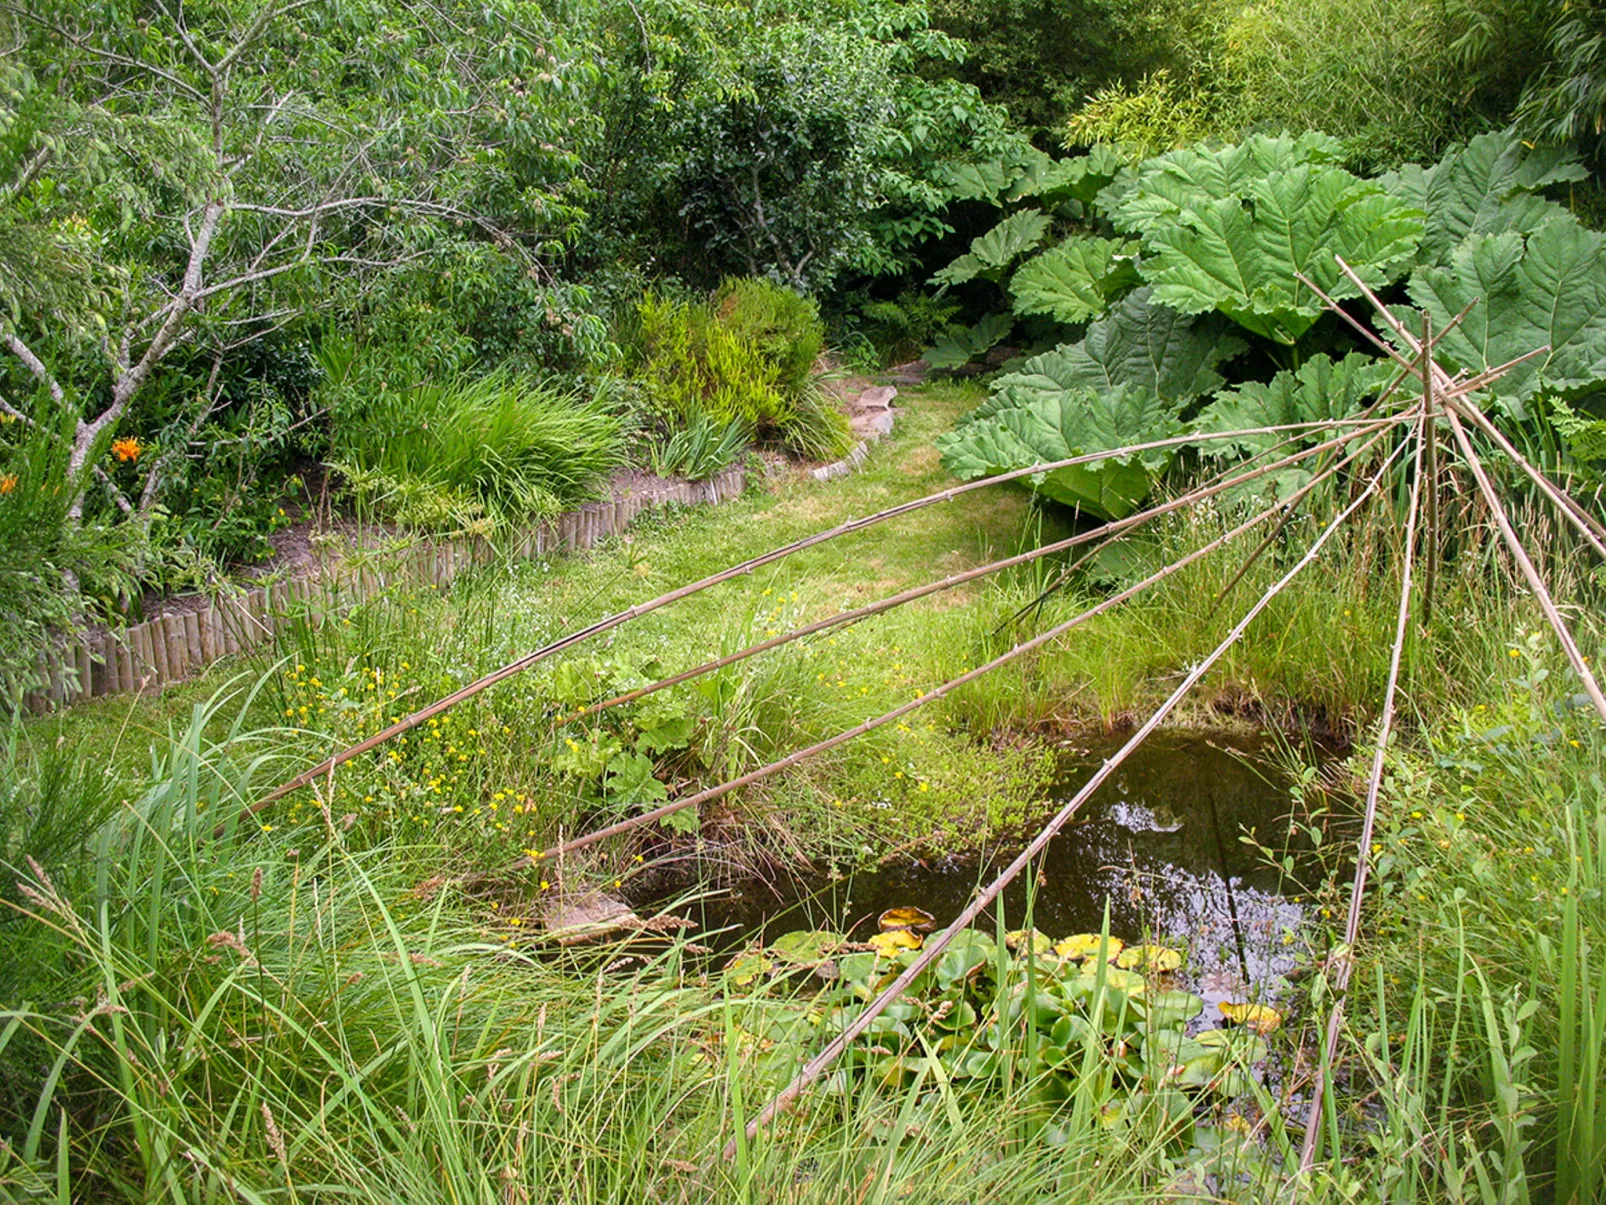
[0,474,15,494]
[111,437,143,463]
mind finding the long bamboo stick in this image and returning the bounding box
[1447,397,1606,559]
[241,417,1392,830]
[1298,405,1427,1173]
[1422,313,1440,627]
[570,418,1408,727]
[466,422,1405,886]
[725,432,1413,1159]
[1318,261,1606,561]
[1443,407,1606,723]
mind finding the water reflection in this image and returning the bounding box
[644,730,1318,1009]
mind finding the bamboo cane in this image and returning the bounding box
[239,418,1392,830]
[467,422,1406,886]
[571,419,1409,729]
[1443,407,1606,723]
[725,432,1413,1160]
[1298,405,1427,1174]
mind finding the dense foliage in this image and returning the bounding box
[933,131,1606,518]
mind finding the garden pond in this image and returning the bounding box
[639,729,1332,1021]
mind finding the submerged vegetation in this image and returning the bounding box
[5,0,1606,1200]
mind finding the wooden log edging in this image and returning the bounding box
[21,468,749,713]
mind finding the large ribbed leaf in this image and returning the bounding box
[1195,353,1396,459]
[925,312,1014,369]
[1100,131,1349,233]
[935,385,1185,519]
[993,287,1245,407]
[1380,131,1586,265]
[1009,236,1140,325]
[938,159,1016,203]
[1008,144,1131,206]
[1138,165,1423,344]
[1400,217,1606,404]
[933,210,1053,286]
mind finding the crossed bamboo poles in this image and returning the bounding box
[246,260,1603,1174]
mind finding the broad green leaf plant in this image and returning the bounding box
[933,129,1606,517]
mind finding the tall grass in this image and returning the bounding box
[330,368,625,532]
[0,690,1287,1203]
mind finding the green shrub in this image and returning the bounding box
[713,277,824,397]
[635,282,853,460]
[328,367,625,532]
[0,415,139,693]
[857,290,963,365]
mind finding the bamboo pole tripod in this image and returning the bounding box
[244,256,1605,1174]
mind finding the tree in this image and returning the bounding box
[0,0,589,530]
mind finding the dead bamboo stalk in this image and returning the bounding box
[240,418,1390,832]
[1447,397,1606,559]
[1298,406,1428,1174]
[1422,313,1439,627]
[573,419,1408,726]
[469,423,1406,887]
[1443,407,1606,723]
[1320,262,1606,562]
[725,433,1413,1160]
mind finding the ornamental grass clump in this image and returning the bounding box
[331,367,625,532]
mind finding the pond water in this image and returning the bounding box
[640,730,1327,1013]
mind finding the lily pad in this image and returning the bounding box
[1139,989,1205,1028]
[1116,944,1183,973]
[868,929,922,958]
[878,906,938,933]
[769,929,847,966]
[725,951,772,986]
[1005,928,1054,955]
[933,931,996,988]
[1054,934,1125,961]
[1219,1001,1284,1034]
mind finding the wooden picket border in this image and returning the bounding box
[22,468,747,713]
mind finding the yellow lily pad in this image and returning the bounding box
[1116,944,1182,973]
[1054,934,1125,962]
[1090,966,1147,993]
[1219,1001,1284,1034]
[1005,928,1053,955]
[868,929,922,957]
[878,906,937,933]
[726,952,772,986]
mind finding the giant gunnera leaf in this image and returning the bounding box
[1009,236,1140,325]
[1195,353,1396,458]
[1380,130,1587,266]
[1193,353,1395,498]
[1009,144,1132,207]
[1137,164,1424,344]
[925,312,1014,370]
[1099,131,1349,233]
[993,287,1245,409]
[935,384,1185,519]
[1400,217,1606,406]
[933,210,1053,286]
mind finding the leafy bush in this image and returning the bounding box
[636,283,853,460]
[937,130,1606,516]
[0,416,138,693]
[328,368,625,532]
[1063,69,1226,159]
[856,290,963,363]
[714,277,824,397]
